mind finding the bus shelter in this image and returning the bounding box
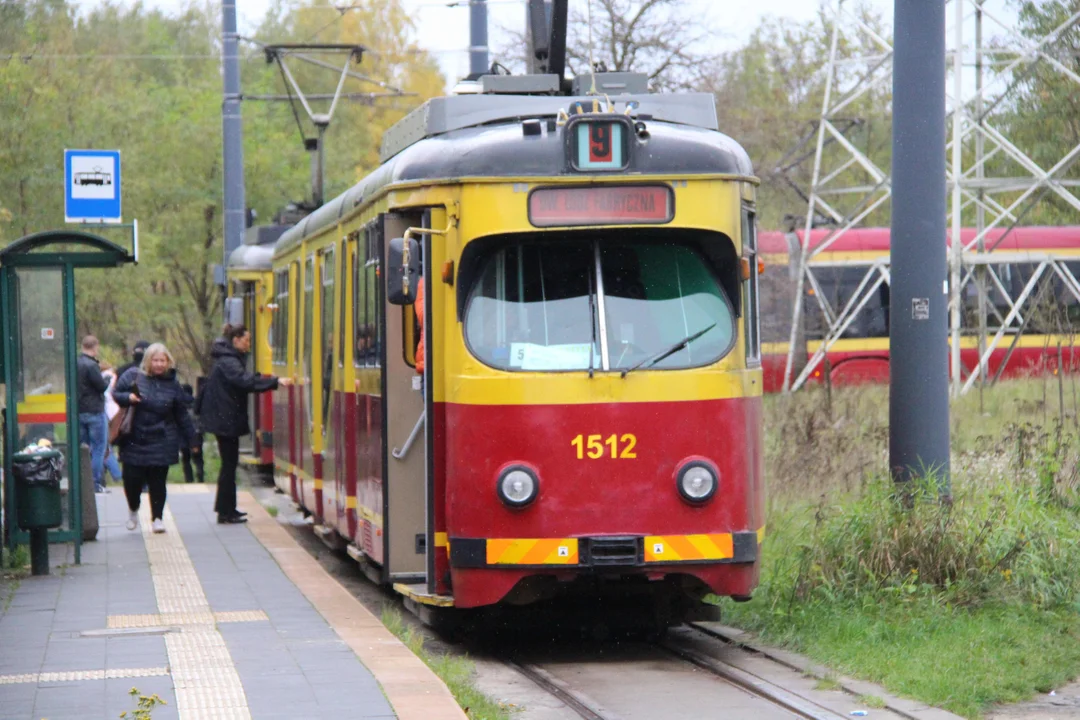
[1,230,135,566]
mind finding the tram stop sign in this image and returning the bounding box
[64,149,121,223]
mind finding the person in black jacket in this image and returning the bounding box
[180,383,205,484]
[116,340,150,380]
[77,335,110,494]
[114,343,197,534]
[199,324,288,524]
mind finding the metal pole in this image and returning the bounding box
[311,123,327,208]
[975,1,988,395]
[890,0,951,493]
[783,2,843,393]
[949,0,963,397]
[222,0,246,266]
[470,0,489,76]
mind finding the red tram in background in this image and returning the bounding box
[758,226,1080,393]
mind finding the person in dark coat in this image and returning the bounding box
[114,343,197,534]
[116,340,150,380]
[199,324,288,524]
[77,335,110,493]
[179,383,205,484]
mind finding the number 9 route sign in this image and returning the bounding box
[568,118,630,172]
[65,149,121,223]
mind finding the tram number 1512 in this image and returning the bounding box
[571,434,638,460]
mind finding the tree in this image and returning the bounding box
[0,0,443,376]
[994,0,1080,226]
[563,0,712,91]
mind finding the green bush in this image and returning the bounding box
[758,468,1080,612]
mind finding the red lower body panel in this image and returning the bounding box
[440,396,763,609]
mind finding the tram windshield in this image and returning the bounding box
[464,239,736,372]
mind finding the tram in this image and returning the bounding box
[228,29,763,628]
[760,226,1080,392]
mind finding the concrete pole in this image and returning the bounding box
[222,0,246,266]
[470,0,489,76]
[890,0,951,493]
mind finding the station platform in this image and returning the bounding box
[0,485,466,720]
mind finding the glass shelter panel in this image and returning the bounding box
[12,268,72,531]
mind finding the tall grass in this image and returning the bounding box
[734,378,1080,716]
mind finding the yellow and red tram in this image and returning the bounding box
[233,85,765,623]
[226,228,282,472]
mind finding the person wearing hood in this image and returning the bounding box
[117,340,150,380]
[198,324,289,524]
[113,343,198,534]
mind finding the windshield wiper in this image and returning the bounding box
[620,323,717,378]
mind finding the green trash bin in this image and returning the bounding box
[13,449,64,576]
[14,449,64,529]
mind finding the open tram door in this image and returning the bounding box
[381,210,439,593]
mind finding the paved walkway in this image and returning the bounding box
[0,485,465,720]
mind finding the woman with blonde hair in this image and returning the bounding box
[114,343,198,533]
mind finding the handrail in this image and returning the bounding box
[392,410,425,461]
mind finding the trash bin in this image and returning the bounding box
[14,449,64,530]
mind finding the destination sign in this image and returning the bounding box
[528,185,673,227]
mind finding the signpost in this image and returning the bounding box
[64,149,121,224]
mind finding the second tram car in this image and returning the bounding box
[232,79,765,625]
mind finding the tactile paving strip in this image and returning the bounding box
[0,667,170,684]
[107,610,269,628]
[140,506,252,720]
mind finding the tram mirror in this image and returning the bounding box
[387,236,421,306]
[224,297,245,327]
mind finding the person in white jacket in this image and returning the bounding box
[102,369,123,485]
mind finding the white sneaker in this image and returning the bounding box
[126,511,138,531]
[152,518,165,534]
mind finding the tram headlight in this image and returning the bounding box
[497,466,539,508]
[677,462,718,504]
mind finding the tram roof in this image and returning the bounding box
[273,92,754,258]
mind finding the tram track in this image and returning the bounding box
[254,486,919,720]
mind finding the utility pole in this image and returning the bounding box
[469,0,488,76]
[890,0,950,494]
[221,0,245,268]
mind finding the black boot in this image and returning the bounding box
[217,513,247,524]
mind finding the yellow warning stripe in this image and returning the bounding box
[345,496,357,509]
[644,534,734,563]
[313,479,323,490]
[486,538,579,565]
[435,532,448,548]
[757,526,766,544]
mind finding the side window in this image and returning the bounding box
[272,269,289,364]
[338,240,347,368]
[304,255,314,424]
[365,226,382,367]
[743,209,761,365]
[289,261,299,368]
[321,246,336,426]
[353,229,368,367]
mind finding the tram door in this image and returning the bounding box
[232,280,258,455]
[383,211,426,582]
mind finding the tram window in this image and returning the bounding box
[272,269,289,364]
[807,266,888,339]
[601,244,735,371]
[354,227,381,367]
[742,210,761,365]
[304,256,314,424]
[463,238,737,372]
[289,262,299,367]
[321,247,336,427]
[338,241,347,368]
